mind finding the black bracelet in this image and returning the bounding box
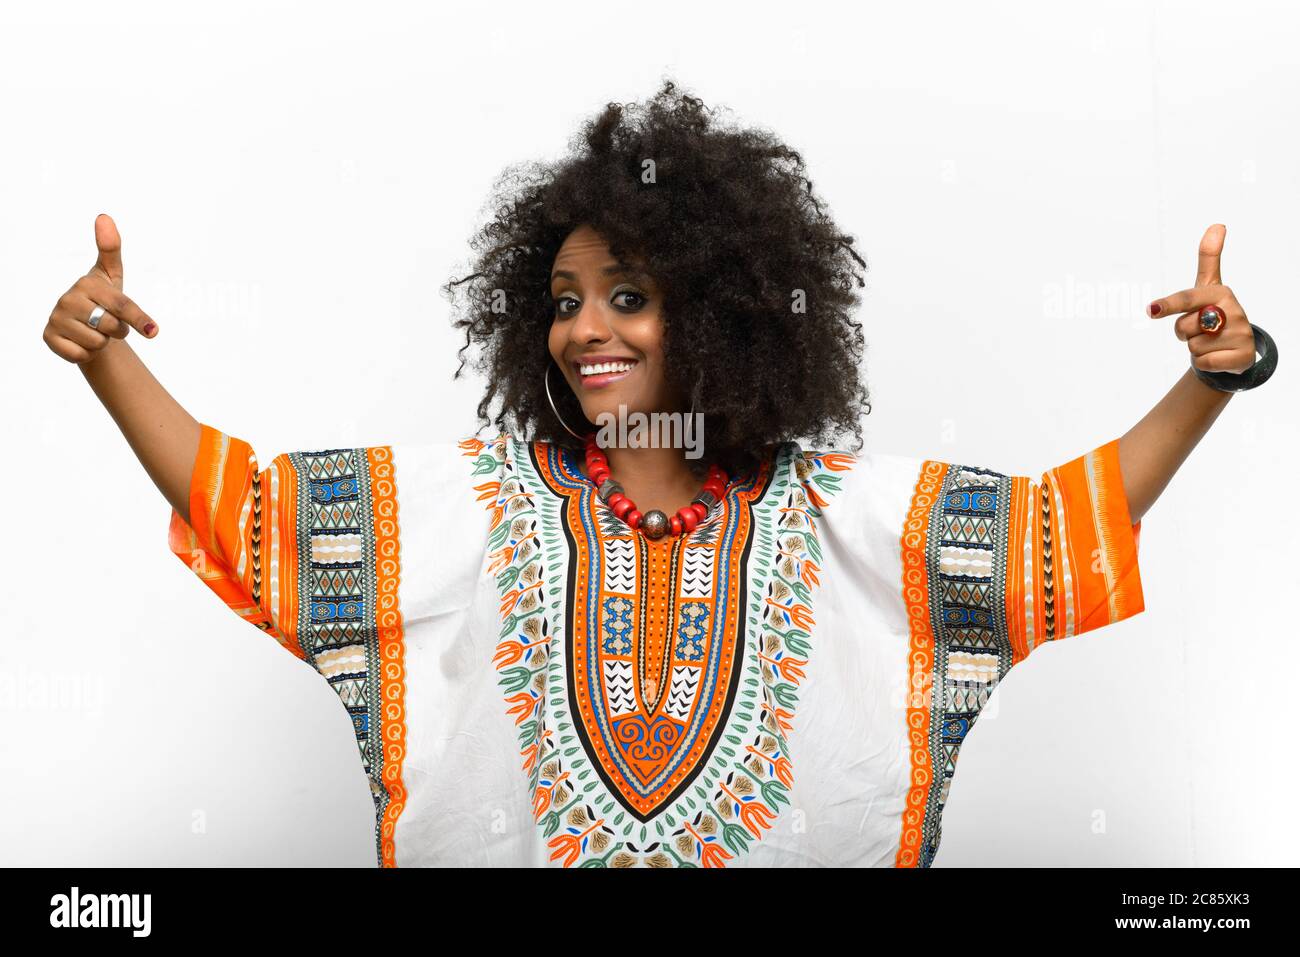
[1191,324,1277,393]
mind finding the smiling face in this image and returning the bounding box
[547,225,684,428]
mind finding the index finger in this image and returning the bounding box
[1148,283,1228,318]
[80,274,157,337]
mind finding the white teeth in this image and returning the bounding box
[579,360,636,376]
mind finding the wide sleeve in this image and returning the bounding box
[790,436,1144,868]
[168,423,508,670]
[932,436,1145,667]
[165,422,392,665]
[168,423,510,866]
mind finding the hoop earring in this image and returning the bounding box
[544,361,589,440]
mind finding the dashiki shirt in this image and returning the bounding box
[168,424,1144,868]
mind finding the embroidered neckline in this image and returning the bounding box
[461,432,858,866]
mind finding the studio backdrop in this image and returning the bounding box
[0,0,1295,866]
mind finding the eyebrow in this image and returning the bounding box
[550,265,649,285]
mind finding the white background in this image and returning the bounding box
[1,0,1296,866]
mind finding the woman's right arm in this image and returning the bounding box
[44,214,200,526]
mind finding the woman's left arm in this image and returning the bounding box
[1118,224,1259,525]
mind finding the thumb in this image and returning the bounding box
[1195,223,1225,287]
[92,213,124,288]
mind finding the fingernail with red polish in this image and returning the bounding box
[1148,302,1162,317]
[143,322,156,335]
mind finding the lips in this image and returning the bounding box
[573,356,638,389]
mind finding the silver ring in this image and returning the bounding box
[87,305,106,329]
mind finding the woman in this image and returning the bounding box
[43,82,1276,868]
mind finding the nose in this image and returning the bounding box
[568,297,615,348]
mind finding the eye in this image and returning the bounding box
[553,295,580,318]
[613,290,647,311]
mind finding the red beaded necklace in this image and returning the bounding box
[582,432,729,541]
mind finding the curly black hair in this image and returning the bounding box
[444,78,872,478]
